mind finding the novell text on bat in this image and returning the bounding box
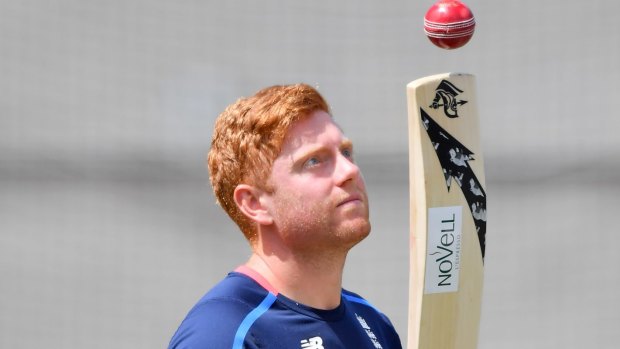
[425,206,463,294]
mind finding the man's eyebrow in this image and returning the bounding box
[289,144,322,164]
[341,138,353,148]
[290,138,352,162]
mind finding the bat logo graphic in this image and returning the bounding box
[429,80,468,118]
[421,108,486,259]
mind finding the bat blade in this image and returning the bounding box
[406,73,486,349]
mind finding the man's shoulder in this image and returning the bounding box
[200,272,269,304]
[168,272,270,349]
[341,288,380,312]
[342,288,393,321]
[182,271,272,321]
[341,288,403,346]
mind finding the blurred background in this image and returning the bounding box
[1,0,619,348]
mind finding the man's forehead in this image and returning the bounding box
[281,111,349,152]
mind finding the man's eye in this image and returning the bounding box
[342,148,353,159]
[304,157,321,168]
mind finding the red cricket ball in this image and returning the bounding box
[424,0,475,49]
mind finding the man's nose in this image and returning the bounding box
[334,152,361,186]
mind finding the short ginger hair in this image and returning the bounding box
[207,84,330,241]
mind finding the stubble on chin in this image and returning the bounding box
[277,201,371,255]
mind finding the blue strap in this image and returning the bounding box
[342,293,378,312]
[232,292,277,349]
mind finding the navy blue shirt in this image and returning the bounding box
[169,267,402,348]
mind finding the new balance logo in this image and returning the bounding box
[300,336,324,349]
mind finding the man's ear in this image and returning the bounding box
[233,184,274,225]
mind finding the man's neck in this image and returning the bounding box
[245,249,347,310]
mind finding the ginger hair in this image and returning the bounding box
[208,84,330,242]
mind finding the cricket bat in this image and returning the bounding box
[406,73,486,349]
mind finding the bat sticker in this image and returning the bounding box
[421,108,486,259]
[429,80,468,118]
[425,206,463,294]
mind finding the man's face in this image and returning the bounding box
[264,110,370,253]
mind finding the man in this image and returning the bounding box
[169,84,402,348]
